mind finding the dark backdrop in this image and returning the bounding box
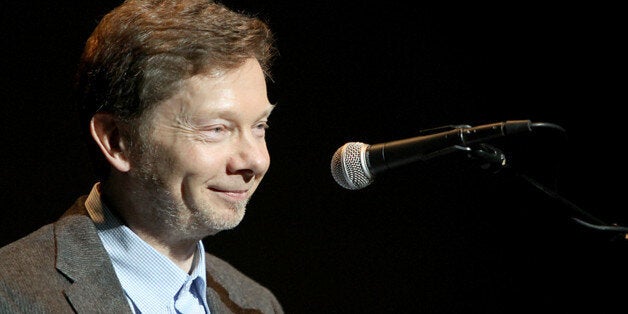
[2,2,626,313]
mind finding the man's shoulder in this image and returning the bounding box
[204,252,283,313]
[0,220,59,310]
[0,223,56,264]
[0,196,128,313]
[204,253,268,288]
[0,195,93,266]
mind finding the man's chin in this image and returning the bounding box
[191,206,246,234]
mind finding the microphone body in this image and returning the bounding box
[331,120,532,190]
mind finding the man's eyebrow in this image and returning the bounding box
[185,103,276,124]
[258,104,276,120]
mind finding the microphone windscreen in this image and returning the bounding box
[330,142,373,190]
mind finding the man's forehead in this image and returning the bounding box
[153,59,270,118]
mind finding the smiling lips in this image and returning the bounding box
[209,188,249,201]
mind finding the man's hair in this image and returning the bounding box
[75,0,276,179]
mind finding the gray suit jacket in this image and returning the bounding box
[0,196,283,313]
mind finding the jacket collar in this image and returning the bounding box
[54,195,262,313]
[55,196,132,313]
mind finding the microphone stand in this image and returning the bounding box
[466,134,628,239]
[517,172,628,233]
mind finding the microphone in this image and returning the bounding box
[330,120,533,190]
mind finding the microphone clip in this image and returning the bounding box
[467,143,508,173]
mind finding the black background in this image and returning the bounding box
[1,1,627,313]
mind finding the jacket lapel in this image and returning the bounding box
[205,271,262,314]
[55,199,131,313]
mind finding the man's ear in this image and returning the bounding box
[90,112,131,173]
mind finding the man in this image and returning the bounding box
[0,0,283,313]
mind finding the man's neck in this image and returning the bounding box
[129,227,199,273]
[100,178,200,273]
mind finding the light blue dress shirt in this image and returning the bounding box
[85,183,210,313]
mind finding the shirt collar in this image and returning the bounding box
[85,183,209,313]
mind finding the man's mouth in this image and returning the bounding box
[209,188,249,201]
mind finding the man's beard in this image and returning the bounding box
[128,139,248,240]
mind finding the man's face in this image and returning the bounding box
[129,58,273,239]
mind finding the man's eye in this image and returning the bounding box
[207,125,226,133]
[253,122,269,136]
[199,125,230,141]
